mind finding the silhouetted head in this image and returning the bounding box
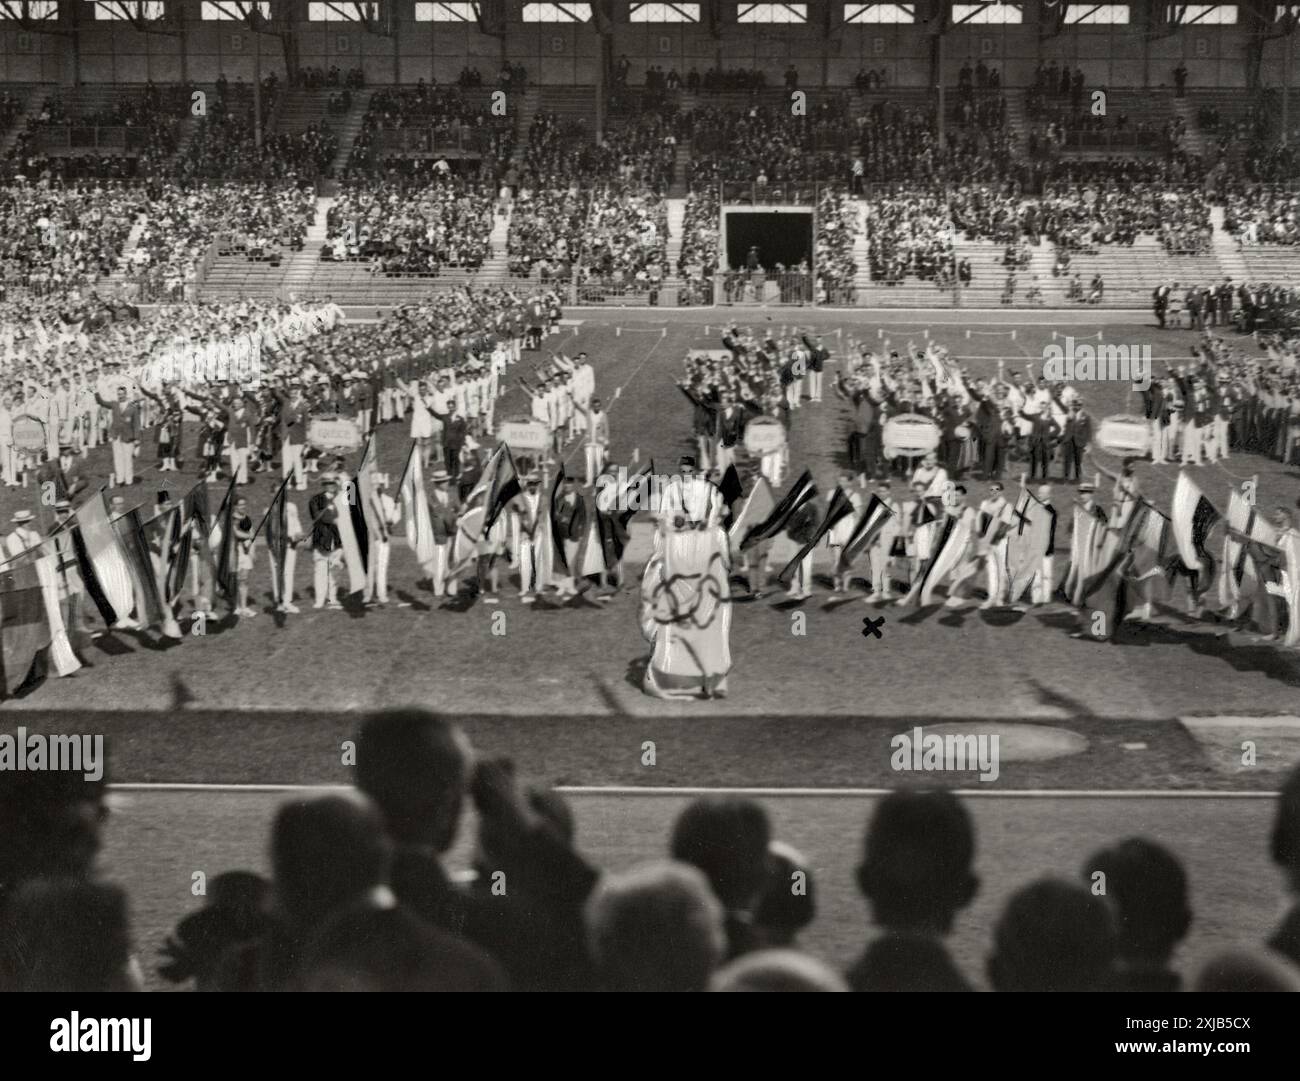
[354,709,473,851]
[1082,838,1191,967]
[671,797,772,912]
[988,879,1117,992]
[856,790,978,934]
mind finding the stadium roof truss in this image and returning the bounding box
[1165,3,1238,24]
[1063,3,1131,23]
[843,3,917,23]
[414,0,480,17]
[0,0,59,19]
[952,2,1025,24]
[628,1,701,20]
[521,1,593,20]
[736,3,808,23]
[307,1,380,20]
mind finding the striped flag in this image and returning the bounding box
[739,470,816,551]
[1171,470,1222,578]
[479,443,522,536]
[351,437,378,572]
[398,444,435,564]
[837,494,895,572]
[778,487,855,586]
[115,507,180,638]
[1219,486,1269,614]
[73,489,135,627]
[913,511,974,606]
[0,561,50,696]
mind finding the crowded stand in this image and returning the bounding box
[1224,187,1300,246]
[322,179,496,274]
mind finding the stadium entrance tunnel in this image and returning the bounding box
[725,211,813,272]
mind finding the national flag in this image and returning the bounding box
[115,507,180,637]
[738,470,816,550]
[351,437,378,571]
[778,487,856,586]
[479,443,522,537]
[1219,486,1268,613]
[1128,502,1172,583]
[0,561,50,696]
[915,511,974,606]
[259,475,293,606]
[550,464,570,572]
[594,461,652,565]
[838,494,895,572]
[1171,470,1222,577]
[141,505,189,616]
[448,505,484,581]
[727,476,776,549]
[1243,534,1299,646]
[398,444,435,563]
[1005,489,1053,604]
[1064,502,1107,605]
[73,489,135,626]
[33,550,79,677]
[334,474,367,596]
[182,481,214,609]
[211,476,238,603]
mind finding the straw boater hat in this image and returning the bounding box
[429,468,451,483]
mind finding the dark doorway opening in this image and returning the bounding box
[724,211,813,273]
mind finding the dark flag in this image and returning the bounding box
[718,463,744,511]
[259,475,293,606]
[838,494,895,572]
[778,487,855,586]
[0,562,51,697]
[549,464,569,572]
[1172,470,1221,581]
[114,507,180,637]
[482,443,522,536]
[739,470,817,550]
[213,476,238,603]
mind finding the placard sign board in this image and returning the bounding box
[882,414,941,458]
[498,419,550,452]
[744,416,787,455]
[308,417,364,451]
[11,416,46,452]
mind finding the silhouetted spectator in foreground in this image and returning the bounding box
[1082,838,1191,991]
[711,949,848,992]
[159,870,273,990]
[1193,948,1300,992]
[988,879,1117,992]
[354,709,597,990]
[847,790,978,991]
[1268,764,1300,968]
[586,861,725,992]
[4,879,141,992]
[753,840,816,949]
[671,797,772,959]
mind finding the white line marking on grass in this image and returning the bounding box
[106,783,1279,797]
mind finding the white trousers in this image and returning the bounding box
[279,545,298,605]
[313,548,341,606]
[1031,555,1055,605]
[365,539,390,602]
[424,541,453,596]
[112,439,134,486]
[585,442,606,486]
[808,370,824,402]
[229,445,249,485]
[283,441,305,489]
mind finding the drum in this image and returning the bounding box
[882,414,941,459]
[1096,414,1152,458]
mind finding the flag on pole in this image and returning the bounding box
[115,507,180,638]
[351,437,377,572]
[917,511,974,606]
[1171,470,1222,578]
[778,487,856,586]
[480,444,522,536]
[72,489,134,626]
[34,550,80,677]
[727,476,777,549]
[1219,486,1268,614]
[738,470,817,550]
[837,494,895,572]
[211,476,239,603]
[398,444,435,564]
[260,475,293,606]
[333,475,367,596]
[1006,489,1053,604]
[549,464,570,572]
[0,561,50,696]
[182,481,214,610]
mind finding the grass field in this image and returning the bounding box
[3,306,1299,792]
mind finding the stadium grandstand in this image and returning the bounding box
[0,0,1297,308]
